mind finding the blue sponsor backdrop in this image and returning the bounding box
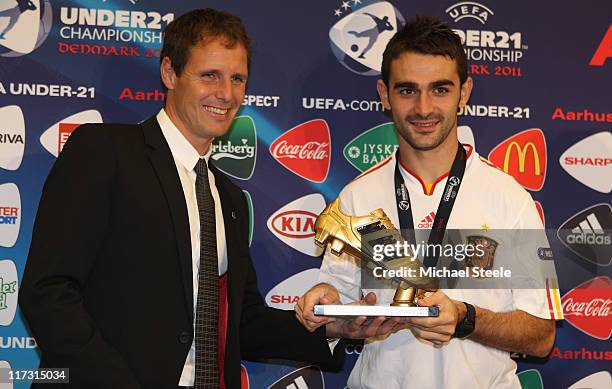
[1,0,610,388]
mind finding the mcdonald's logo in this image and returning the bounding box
[488,129,547,191]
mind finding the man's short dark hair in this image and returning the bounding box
[161,8,251,76]
[381,16,467,86]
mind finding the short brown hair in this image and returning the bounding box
[381,16,467,86]
[161,8,251,76]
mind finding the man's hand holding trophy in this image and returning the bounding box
[295,197,447,343]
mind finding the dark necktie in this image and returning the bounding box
[194,158,219,388]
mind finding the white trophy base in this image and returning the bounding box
[314,304,439,317]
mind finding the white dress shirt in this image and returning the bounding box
[156,109,228,386]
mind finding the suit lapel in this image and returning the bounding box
[141,116,194,321]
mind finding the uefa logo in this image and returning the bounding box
[0,0,52,57]
[329,0,405,75]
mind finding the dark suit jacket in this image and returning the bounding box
[19,116,340,389]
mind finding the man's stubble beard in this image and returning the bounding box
[394,113,456,152]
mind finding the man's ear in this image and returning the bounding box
[376,79,391,111]
[459,76,473,109]
[160,57,177,90]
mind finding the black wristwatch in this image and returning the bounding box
[453,302,476,339]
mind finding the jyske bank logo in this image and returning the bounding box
[211,116,256,180]
[344,122,398,172]
[0,259,18,326]
[267,193,326,257]
[270,119,330,183]
[0,0,52,57]
[269,365,324,389]
[557,203,611,267]
[329,0,405,75]
[560,131,612,193]
[40,109,103,157]
[562,276,612,340]
[0,105,25,171]
[265,268,320,310]
[488,128,546,191]
[0,183,20,248]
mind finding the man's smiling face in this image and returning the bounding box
[162,37,248,152]
[377,51,472,152]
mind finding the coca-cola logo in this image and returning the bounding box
[561,276,612,340]
[563,298,611,317]
[269,119,331,183]
[272,141,329,160]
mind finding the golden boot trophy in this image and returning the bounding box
[315,198,438,308]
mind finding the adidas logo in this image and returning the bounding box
[557,203,611,267]
[417,211,436,228]
[571,213,604,234]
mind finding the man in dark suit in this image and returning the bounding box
[19,8,399,389]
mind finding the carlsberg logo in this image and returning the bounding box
[212,139,255,159]
[211,116,257,180]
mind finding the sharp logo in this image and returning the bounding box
[329,0,405,75]
[211,116,257,180]
[590,23,612,66]
[488,128,546,191]
[568,371,612,389]
[268,365,324,389]
[0,183,20,248]
[0,260,18,326]
[343,122,398,172]
[557,203,611,267]
[39,110,103,157]
[562,276,612,340]
[445,2,494,24]
[265,268,320,310]
[516,369,543,389]
[560,131,612,193]
[267,194,326,256]
[0,105,25,171]
[270,119,330,183]
[0,0,52,57]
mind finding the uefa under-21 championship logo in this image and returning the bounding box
[329,0,405,75]
[0,0,52,57]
